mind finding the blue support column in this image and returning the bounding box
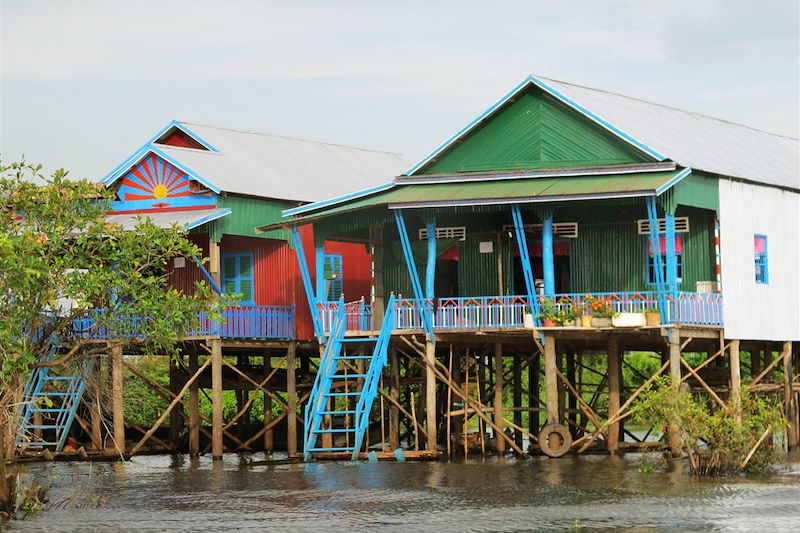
[394,210,434,339]
[646,197,667,323]
[542,211,555,297]
[665,212,678,297]
[315,245,326,302]
[291,225,323,341]
[511,205,538,318]
[425,220,436,300]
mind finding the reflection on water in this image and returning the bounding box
[3,452,799,532]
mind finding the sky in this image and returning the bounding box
[1,0,798,181]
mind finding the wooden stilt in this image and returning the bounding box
[751,348,761,379]
[188,353,200,457]
[111,345,125,455]
[607,336,621,454]
[513,353,523,449]
[169,356,184,451]
[446,344,453,456]
[543,333,559,424]
[529,351,540,437]
[493,342,505,454]
[667,332,682,457]
[389,346,400,450]
[783,341,797,450]
[286,341,298,455]
[557,349,565,424]
[263,352,273,453]
[764,343,774,381]
[566,349,577,437]
[211,339,223,460]
[425,340,437,451]
[730,339,742,423]
[463,352,469,458]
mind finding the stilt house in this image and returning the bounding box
[269,75,800,459]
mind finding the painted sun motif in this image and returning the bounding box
[121,154,194,203]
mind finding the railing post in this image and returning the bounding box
[542,209,555,297]
[425,219,436,301]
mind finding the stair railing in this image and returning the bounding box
[350,294,396,459]
[303,297,347,458]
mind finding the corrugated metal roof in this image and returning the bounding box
[407,75,799,191]
[155,122,411,202]
[537,77,799,190]
[107,207,231,231]
[267,168,688,228]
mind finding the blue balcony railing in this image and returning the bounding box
[70,305,295,340]
[317,298,373,333]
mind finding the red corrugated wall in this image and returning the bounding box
[168,227,372,340]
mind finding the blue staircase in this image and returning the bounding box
[16,357,93,452]
[304,295,396,461]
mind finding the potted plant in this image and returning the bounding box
[558,304,580,327]
[645,306,661,326]
[537,297,558,327]
[612,310,647,327]
[588,296,614,327]
[578,303,592,327]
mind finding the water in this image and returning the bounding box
[3,452,799,532]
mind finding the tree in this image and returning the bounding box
[0,161,218,515]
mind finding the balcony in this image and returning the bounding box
[321,291,723,335]
[71,305,295,341]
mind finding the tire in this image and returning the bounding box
[538,423,572,457]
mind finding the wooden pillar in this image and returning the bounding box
[607,337,621,454]
[667,332,682,457]
[557,349,565,424]
[764,343,774,381]
[263,352,273,453]
[543,333,559,425]
[286,341,298,455]
[211,339,223,460]
[169,356,185,451]
[425,340,437,451]
[513,353,523,449]
[89,371,103,451]
[493,342,505,454]
[389,346,400,450]
[751,348,761,378]
[729,340,741,422]
[111,345,125,455]
[529,352,540,435]
[188,353,200,457]
[783,342,797,450]
[566,349,577,437]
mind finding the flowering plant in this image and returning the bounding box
[586,296,614,318]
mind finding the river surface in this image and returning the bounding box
[2,452,798,532]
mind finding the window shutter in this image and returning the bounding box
[223,256,238,294]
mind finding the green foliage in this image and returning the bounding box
[633,377,785,476]
[0,161,218,388]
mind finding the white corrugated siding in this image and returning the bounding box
[719,179,800,341]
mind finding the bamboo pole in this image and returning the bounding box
[410,388,419,451]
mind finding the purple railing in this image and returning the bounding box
[666,292,723,326]
[394,296,529,331]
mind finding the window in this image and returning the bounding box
[754,235,768,284]
[323,254,343,300]
[222,253,254,304]
[647,236,683,285]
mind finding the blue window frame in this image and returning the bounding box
[647,235,683,285]
[754,235,768,284]
[323,254,343,300]
[222,253,254,305]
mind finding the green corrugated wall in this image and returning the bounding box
[421,87,650,175]
[202,195,291,242]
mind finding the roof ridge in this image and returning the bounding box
[176,120,407,157]
[534,75,800,141]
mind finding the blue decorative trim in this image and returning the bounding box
[655,167,692,195]
[186,208,231,230]
[192,256,223,295]
[510,205,539,321]
[100,146,222,194]
[281,182,396,218]
[424,221,436,300]
[150,146,222,194]
[387,189,654,210]
[542,214,555,296]
[403,75,666,177]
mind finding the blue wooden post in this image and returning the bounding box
[542,211,555,297]
[665,212,678,296]
[315,245,326,302]
[646,197,667,323]
[511,205,538,319]
[425,220,436,300]
[393,210,434,339]
[290,225,323,341]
